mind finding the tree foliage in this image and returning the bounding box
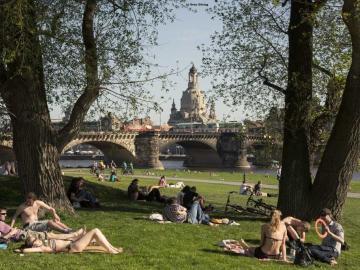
[1,0,187,121]
[200,0,350,116]
[0,0,187,209]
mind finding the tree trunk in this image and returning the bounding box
[0,1,73,211]
[11,101,72,210]
[309,0,360,220]
[278,1,314,219]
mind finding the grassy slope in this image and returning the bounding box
[0,174,359,270]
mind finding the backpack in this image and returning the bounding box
[294,242,314,267]
[342,241,350,251]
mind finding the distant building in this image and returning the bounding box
[244,120,266,136]
[123,116,153,131]
[168,64,217,125]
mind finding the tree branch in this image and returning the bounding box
[313,63,332,76]
[262,5,288,34]
[258,57,286,95]
[57,0,100,150]
[103,64,190,85]
[253,27,287,68]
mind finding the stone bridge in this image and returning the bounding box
[0,132,274,169]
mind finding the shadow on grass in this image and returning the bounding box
[0,176,165,215]
[223,212,270,222]
[201,248,243,257]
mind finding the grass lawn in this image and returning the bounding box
[63,168,360,193]
[0,173,359,270]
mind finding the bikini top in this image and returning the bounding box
[264,235,283,242]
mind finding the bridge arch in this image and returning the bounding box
[64,141,136,166]
[160,139,222,168]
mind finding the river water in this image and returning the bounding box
[59,159,360,180]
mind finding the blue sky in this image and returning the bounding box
[51,1,246,124]
[144,3,245,125]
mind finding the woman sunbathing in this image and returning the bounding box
[15,228,122,254]
[224,209,287,261]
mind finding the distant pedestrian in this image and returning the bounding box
[276,165,282,181]
[110,160,117,172]
[122,161,128,175]
[129,162,134,174]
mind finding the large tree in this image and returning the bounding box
[309,0,360,218]
[202,0,359,219]
[0,0,185,210]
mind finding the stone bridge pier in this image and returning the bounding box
[145,131,251,170]
[217,132,251,169]
[135,132,164,170]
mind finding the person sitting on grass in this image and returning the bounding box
[282,216,310,243]
[127,179,165,203]
[96,172,104,182]
[109,171,118,182]
[183,186,204,209]
[15,228,122,254]
[1,207,88,244]
[187,197,216,226]
[254,181,263,196]
[10,192,72,233]
[308,208,344,266]
[163,197,187,223]
[177,185,190,205]
[67,178,100,208]
[223,209,287,262]
[240,179,253,195]
[282,216,310,256]
[158,175,168,187]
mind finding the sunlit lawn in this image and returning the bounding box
[0,172,359,269]
[63,168,360,193]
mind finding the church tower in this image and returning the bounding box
[188,64,198,88]
[171,99,177,113]
[168,64,218,125]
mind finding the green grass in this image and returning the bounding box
[63,168,360,193]
[0,173,360,270]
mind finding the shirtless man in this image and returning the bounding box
[10,192,72,233]
[282,216,310,243]
[1,207,83,242]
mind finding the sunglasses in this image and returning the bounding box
[0,213,6,216]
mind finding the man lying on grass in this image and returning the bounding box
[223,210,288,262]
[15,228,122,254]
[11,192,72,233]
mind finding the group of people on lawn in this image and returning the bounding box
[0,192,121,254]
[127,178,215,226]
[223,209,344,265]
[1,176,345,266]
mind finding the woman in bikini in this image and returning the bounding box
[224,209,288,262]
[16,228,122,254]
